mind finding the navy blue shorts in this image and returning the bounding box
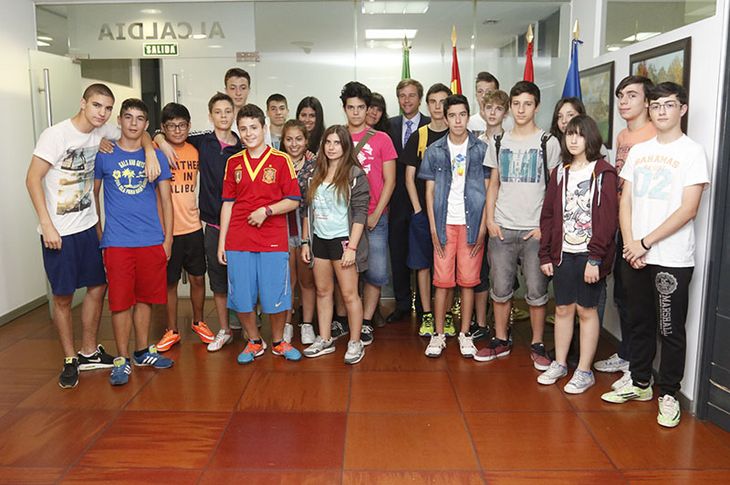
[407,211,433,270]
[553,252,605,308]
[42,226,106,296]
[474,243,490,292]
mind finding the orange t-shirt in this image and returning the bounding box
[615,122,656,194]
[170,142,202,235]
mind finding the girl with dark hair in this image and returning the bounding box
[366,92,390,132]
[550,97,586,140]
[301,125,370,364]
[296,96,325,154]
[281,119,317,346]
[537,115,618,394]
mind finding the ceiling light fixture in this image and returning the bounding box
[191,34,207,39]
[365,29,417,40]
[622,32,660,42]
[37,40,51,47]
[362,1,429,15]
[37,35,54,41]
[140,8,161,14]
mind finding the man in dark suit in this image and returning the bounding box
[386,79,431,323]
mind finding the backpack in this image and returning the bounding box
[416,125,430,160]
[494,131,553,186]
[354,129,376,157]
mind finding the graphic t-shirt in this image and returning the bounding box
[446,138,468,225]
[621,135,709,267]
[33,119,120,236]
[615,122,656,194]
[401,126,448,212]
[222,146,301,252]
[169,142,201,236]
[484,129,561,230]
[562,162,596,254]
[351,128,398,215]
[95,147,172,248]
[312,183,350,239]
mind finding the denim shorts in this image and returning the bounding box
[363,215,389,286]
[553,252,605,307]
[488,228,548,306]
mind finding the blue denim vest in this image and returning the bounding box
[418,132,490,245]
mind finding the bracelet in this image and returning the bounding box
[301,239,310,246]
[640,238,651,251]
[346,245,357,251]
[264,206,273,217]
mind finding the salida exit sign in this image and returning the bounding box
[143,42,179,57]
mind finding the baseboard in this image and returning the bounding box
[0,296,47,327]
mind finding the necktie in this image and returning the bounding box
[404,120,414,146]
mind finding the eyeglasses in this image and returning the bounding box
[649,101,681,112]
[163,121,189,131]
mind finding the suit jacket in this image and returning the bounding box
[387,113,431,215]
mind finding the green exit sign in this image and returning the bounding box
[143,42,179,57]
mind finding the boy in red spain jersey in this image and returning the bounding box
[218,104,303,364]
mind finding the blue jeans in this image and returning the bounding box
[363,215,389,286]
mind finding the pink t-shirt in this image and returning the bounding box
[351,128,397,214]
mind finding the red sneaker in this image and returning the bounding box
[192,321,215,344]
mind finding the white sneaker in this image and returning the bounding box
[344,340,365,365]
[658,395,681,428]
[425,334,446,358]
[594,353,630,373]
[300,324,316,345]
[303,336,336,358]
[207,330,232,352]
[537,361,568,385]
[564,369,596,394]
[458,332,477,358]
[283,323,294,343]
[612,371,654,391]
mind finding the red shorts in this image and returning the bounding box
[104,246,167,312]
[433,225,483,288]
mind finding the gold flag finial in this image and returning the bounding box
[526,24,534,44]
[451,25,457,47]
[572,19,580,40]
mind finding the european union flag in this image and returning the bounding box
[562,39,583,99]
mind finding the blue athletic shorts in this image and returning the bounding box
[41,226,106,296]
[407,211,433,270]
[226,250,291,314]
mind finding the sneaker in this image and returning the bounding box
[109,357,131,386]
[444,313,457,337]
[360,325,374,346]
[473,337,512,362]
[458,332,477,358]
[59,357,79,389]
[192,321,215,344]
[304,336,336,358]
[511,307,529,321]
[564,369,596,394]
[272,341,302,361]
[594,353,630,373]
[228,310,242,330]
[418,313,435,337]
[537,361,568,385]
[77,344,115,370]
[133,346,174,369]
[237,339,267,364]
[344,340,365,365]
[530,343,551,371]
[611,371,655,391]
[468,321,489,341]
[207,329,233,352]
[331,318,349,340]
[283,323,294,343]
[658,395,681,428]
[425,334,447,358]
[155,330,181,353]
[300,323,316,345]
[601,382,653,403]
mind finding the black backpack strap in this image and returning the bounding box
[354,129,376,156]
[540,132,552,186]
[493,133,503,164]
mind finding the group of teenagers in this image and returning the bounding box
[27,65,708,429]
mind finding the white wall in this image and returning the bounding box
[571,0,729,404]
[0,0,48,319]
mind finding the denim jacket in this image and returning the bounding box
[417,132,490,245]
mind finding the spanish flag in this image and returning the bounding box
[523,24,534,82]
[450,26,462,95]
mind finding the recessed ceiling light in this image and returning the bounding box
[191,34,207,39]
[362,1,429,15]
[37,35,53,41]
[622,32,660,42]
[208,44,223,49]
[607,45,621,52]
[140,8,161,14]
[365,29,417,40]
[37,40,51,47]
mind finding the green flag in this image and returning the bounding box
[401,36,411,79]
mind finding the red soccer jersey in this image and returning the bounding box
[222,146,301,252]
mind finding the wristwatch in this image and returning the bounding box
[264,206,273,217]
[587,258,601,266]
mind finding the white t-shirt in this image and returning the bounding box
[33,119,120,236]
[446,138,468,225]
[562,162,596,254]
[620,135,710,267]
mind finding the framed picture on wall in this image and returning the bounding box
[580,61,615,149]
[630,37,691,131]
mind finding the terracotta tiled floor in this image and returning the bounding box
[1,301,730,484]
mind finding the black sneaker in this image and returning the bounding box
[331,317,350,340]
[78,344,115,371]
[59,357,79,389]
[360,325,374,346]
[469,321,490,341]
